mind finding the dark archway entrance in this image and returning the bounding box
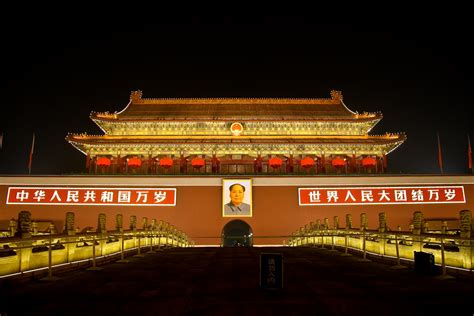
[221,220,253,247]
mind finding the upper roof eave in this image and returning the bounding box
[66,133,406,145]
[89,90,383,122]
[90,114,382,123]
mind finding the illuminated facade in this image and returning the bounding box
[66,90,406,174]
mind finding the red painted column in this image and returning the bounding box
[93,156,97,174]
[321,153,326,174]
[85,154,91,174]
[352,152,356,173]
[180,154,187,174]
[254,154,263,174]
[116,155,122,174]
[211,155,220,173]
[286,155,294,173]
[147,156,153,174]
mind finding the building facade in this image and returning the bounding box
[67,90,406,175]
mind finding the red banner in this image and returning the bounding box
[299,186,465,206]
[7,187,176,206]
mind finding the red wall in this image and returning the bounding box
[1,176,473,245]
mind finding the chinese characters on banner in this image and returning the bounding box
[7,187,176,206]
[299,186,465,206]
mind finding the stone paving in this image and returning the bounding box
[0,247,473,315]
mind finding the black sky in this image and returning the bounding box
[0,12,472,175]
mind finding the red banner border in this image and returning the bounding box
[298,185,466,206]
[6,186,177,206]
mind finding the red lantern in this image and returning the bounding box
[96,157,111,167]
[191,157,205,169]
[332,157,345,167]
[269,157,283,169]
[300,157,314,169]
[159,157,173,169]
[362,157,376,167]
[128,157,142,168]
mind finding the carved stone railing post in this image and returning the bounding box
[151,219,157,248]
[378,212,387,255]
[15,211,33,272]
[423,222,429,234]
[130,215,137,232]
[117,212,129,263]
[157,220,164,249]
[97,213,107,235]
[333,216,339,229]
[360,213,368,231]
[9,219,17,237]
[441,221,448,234]
[346,214,353,229]
[315,219,321,231]
[360,213,368,260]
[460,210,472,269]
[323,218,329,247]
[309,221,316,246]
[332,216,339,250]
[65,212,75,236]
[16,211,32,239]
[116,214,123,233]
[304,224,309,245]
[164,222,171,246]
[460,210,472,239]
[343,214,353,255]
[63,212,76,265]
[129,215,137,249]
[48,223,56,234]
[315,219,321,247]
[378,212,387,233]
[31,222,38,235]
[412,211,423,235]
[412,211,424,252]
[142,217,148,231]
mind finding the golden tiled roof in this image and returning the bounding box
[91,90,381,121]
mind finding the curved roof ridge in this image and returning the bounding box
[137,97,340,104]
[129,89,346,105]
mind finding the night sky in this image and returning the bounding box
[0,12,472,175]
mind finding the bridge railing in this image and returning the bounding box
[284,210,473,273]
[0,211,194,278]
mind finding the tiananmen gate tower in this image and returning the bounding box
[66,90,406,175]
[1,90,472,248]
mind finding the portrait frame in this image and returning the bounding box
[222,179,253,217]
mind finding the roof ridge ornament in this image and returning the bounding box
[130,90,143,103]
[330,90,343,101]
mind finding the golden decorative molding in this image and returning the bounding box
[67,134,406,141]
[69,140,403,157]
[92,119,381,137]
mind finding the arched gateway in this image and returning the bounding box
[221,220,253,247]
